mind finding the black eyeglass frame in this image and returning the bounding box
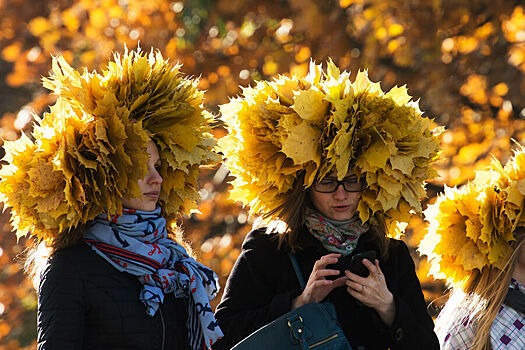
[312,178,367,193]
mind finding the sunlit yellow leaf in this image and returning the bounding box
[281,122,321,165]
[390,155,414,175]
[361,140,389,169]
[292,88,329,121]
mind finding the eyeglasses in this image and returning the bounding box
[312,177,366,193]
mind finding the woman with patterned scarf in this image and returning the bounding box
[419,146,525,350]
[212,60,441,349]
[0,49,223,349]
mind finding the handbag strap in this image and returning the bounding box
[504,287,525,314]
[288,254,306,290]
[287,254,352,350]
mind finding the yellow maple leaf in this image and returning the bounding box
[384,85,412,105]
[360,140,390,170]
[390,154,414,175]
[457,240,488,271]
[376,188,400,212]
[292,88,329,121]
[281,122,322,166]
[353,70,383,96]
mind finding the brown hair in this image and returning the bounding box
[262,172,308,252]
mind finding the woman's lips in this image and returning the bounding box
[332,205,350,212]
[144,192,160,200]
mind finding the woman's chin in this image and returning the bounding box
[327,213,354,221]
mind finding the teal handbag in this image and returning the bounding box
[231,255,352,350]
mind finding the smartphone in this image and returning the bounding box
[347,250,377,277]
[326,250,377,279]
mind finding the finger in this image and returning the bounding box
[310,270,343,284]
[322,253,342,260]
[346,285,369,304]
[343,269,366,284]
[361,258,377,273]
[303,279,333,298]
[332,276,348,287]
[306,280,344,303]
[345,279,364,292]
[364,260,386,281]
[322,277,348,294]
[316,268,341,279]
[374,260,384,275]
[315,253,341,268]
[309,279,338,291]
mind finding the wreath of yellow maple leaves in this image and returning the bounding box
[419,145,525,288]
[0,48,219,242]
[219,60,442,237]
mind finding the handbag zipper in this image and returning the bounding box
[309,333,339,348]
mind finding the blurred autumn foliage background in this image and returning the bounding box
[1,0,525,347]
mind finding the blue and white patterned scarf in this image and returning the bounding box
[84,207,223,349]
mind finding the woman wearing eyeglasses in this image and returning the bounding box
[212,62,440,349]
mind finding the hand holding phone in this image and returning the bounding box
[347,250,377,277]
[326,250,377,279]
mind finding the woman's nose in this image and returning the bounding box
[149,168,163,184]
[333,183,347,198]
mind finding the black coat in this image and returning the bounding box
[37,243,189,350]
[213,228,439,350]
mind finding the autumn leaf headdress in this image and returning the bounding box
[218,60,441,237]
[419,145,525,288]
[0,48,219,242]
